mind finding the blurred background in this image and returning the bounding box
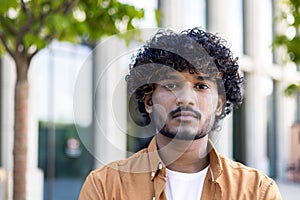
[1,0,300,199]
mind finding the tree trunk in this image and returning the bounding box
[13,58,29,200]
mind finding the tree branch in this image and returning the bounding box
[30,0,77,38]
[28,48,39,63]
[0,32,14,58]
[18,0,38,40]
[31,10,48,36]
[15,11,35,53]
[0,15,18,35]
[43,34,56,44]
[63,0,77,14]
[20,0,28,13]
[19,12,35,37]
[46,0,77,15]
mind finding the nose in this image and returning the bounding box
[175,83,197,106]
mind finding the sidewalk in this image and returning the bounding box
[276,180,300,200]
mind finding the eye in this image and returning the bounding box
[195,83,209,90]
[163,83,177,89]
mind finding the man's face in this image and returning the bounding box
[145,69,223,140]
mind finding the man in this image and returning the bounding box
[79,28,282,199]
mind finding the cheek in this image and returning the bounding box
[196,94,218,113]
[152,92,172,116]
[152,103,167,119]
[152,103,168,130]
[152,91,176,109]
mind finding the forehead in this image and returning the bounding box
[161,69,217,82]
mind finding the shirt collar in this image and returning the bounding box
[147,136,165,180]
[147,136,223,181]
[208,140,223,181]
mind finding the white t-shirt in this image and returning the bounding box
[164,166,209,200]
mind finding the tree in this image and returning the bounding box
[0,0,144,199]
[273,0,300,96]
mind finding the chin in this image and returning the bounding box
[160,128,206,141]
[176,133,207,140]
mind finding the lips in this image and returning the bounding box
[172,111,198,119]
[169,106,201,120]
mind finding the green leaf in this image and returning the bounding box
[0,0,18,13]
[284,84,300,96]
[287,36,300,64]
[155,9,162,26]
[0,0,150,58]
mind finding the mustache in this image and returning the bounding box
[169,106,201,119]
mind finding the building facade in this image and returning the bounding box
[1,0,300,199]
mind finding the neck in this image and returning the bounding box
[156,133,209,173]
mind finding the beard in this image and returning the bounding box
[152,106,216,140]
[159,116,215,140]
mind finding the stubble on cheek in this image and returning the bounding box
[151,104,168,132]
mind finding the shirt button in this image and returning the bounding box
[158,162,163,170]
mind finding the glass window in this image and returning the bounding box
[30,41,94,200]
[232,95,247,164]
[31,41,93,124]
[267,80,277,178]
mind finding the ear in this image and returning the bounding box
[216,95,225,116]
[144,96,153,113]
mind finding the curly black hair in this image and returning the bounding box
[125,27,244,131]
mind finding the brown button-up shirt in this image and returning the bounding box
[79,137,282,199]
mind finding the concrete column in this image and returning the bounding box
[159,0,184,30]
[207,0,230,33]
[160,0,206,31]
[244,0,273,62]
[243,0,274,173]
[93,37,128,169]
[208,0,244,55]
[1,54,15,200]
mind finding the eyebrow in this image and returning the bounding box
[162,74,215,82]
[195,75,214,81]
[164,74,182,80]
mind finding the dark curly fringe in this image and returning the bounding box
[126,27,244,131]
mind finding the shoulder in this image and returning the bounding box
[79,148,151,199]
[218,153,271,182]
[217,154,282,199]
[219,154,264,176]
[218,153,260,173]
[90,147,151,178]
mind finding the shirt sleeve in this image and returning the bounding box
[260,178,282,200]
[78,173,104,200]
